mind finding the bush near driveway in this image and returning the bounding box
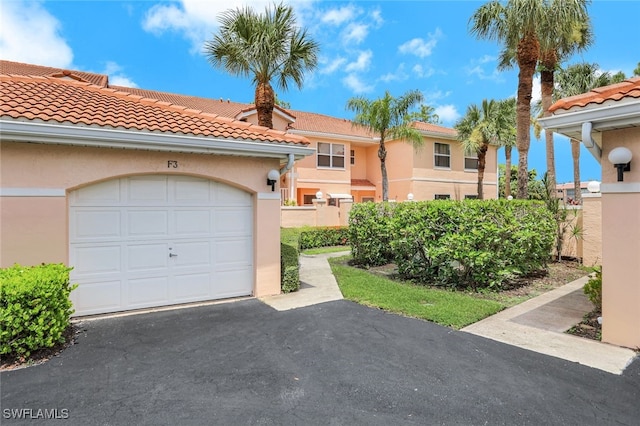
[349,200,555,290]
[281,243,300,293]
[299,226,349,250]
[0,264,77,358]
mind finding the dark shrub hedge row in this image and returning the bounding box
[280,242,300,293]
[299,227,349,250]
[349,200,555,290]
[1,264,77,357]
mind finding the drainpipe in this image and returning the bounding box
[581,122,602,163]
[280,153,295,202]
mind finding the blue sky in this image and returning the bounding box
[2,0,638,183]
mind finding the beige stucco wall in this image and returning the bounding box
[581,195,602,267]
[599,127,640,348]
[0,141,283,298]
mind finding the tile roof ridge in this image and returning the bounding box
[549,77,640,112]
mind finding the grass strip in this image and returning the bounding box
[329,257,504,329]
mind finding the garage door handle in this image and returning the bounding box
[169,253,178,257]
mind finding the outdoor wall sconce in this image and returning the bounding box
[267,169,280,191]
[608,147,632,182]
[315,191,323,200]
[407,193,414,201]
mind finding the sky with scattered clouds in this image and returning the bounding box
[1,0,638,183]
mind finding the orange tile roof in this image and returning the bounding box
[0,63,308,146]
[1,60,109,87]
[351,179,375,187]
[411,121,458,137]
[549,77,640,112]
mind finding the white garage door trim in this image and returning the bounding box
[69,175,253,316]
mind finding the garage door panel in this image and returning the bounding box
[127,243,169,272]
[214,208,252,235]
[70,175,253,316]
[71,210,121,240]
[71,180,121,206]
[128,176,168,204]
[71,280,122,314]
[216,238,251,268]
[72,245,121,275]
[216,184,252,206]
[171,241,211,267]
[173,273,210,302]
[128,276,169,307]
[174,177,211,203]
[174,210,211,235]
[213,269,253,297]
[127,210,169,237]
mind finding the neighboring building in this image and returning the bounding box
[556,182,590,205]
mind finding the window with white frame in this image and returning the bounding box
[350,149,355,165]
[317,142,345,169]
[434,143,451,168]
[464,153,479,170]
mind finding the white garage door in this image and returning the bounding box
[69,175,253,316]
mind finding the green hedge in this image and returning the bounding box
[281,243,300,293]
[299,227,349,250]
[1,264,77,357]
[348,202,397,266]
[350,200,555,290]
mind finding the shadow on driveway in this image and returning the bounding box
[2,299,639,425]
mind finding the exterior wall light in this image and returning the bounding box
[608,147,632,182]
[407,193,414,201]
[587,180,601,193]
[267,169,280,191]
[315,191,323,200]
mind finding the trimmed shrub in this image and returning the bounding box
[583,267,602,311]
[281,243,300,293]
[1,264,77,358]
[348,202,397,266]
[299,227,349,250]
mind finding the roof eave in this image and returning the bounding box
[538,100,640,137]
[0,119,315,161]
[287,128,379,144]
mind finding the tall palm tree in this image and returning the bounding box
[469,0,546,199]
[554,62,619,204]
[346,90,424,202]
[204,3,319,129]
[538,0,592,193]
[455,98,516,199]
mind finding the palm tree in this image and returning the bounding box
[469,0,546,199]
[554,63,620,204]
[538,0,592,193]
[204,3,319,129]
[406,104,441,124]
[346,90,424,202]
[455,98,516,199]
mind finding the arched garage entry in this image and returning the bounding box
[69,175,253,316]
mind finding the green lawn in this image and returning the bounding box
[329,256,504,329]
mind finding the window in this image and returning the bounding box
[361,197,374,203]
[434,143,450,168]
[303,194,315,205]
[464,154,479,170]
[317,142,345,169]
[434,194,450,200]
[465,195,478,200]
[350,149,355,165]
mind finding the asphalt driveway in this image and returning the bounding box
[2,299,639,425]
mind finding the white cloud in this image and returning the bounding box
[412,64,435,79]
[0,0,73,68]
[531,76,541,105]
[102,62,138,88]
[478,54,495,64]
[142,1,272,54]
[398,28,442,58]
[379,64,408,83]
[343,74,373,94]
[343,23,368,45]
[434,105,460,124]
[369,9,384,27]
[321,5,357,26]
[320,56,347,75]
[345,50,372,73]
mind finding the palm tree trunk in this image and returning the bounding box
[255,81,275,129]
[504,145,512,199]
[515,35,538,199]
[571,138,581,204]
[477,143,488,199]
[379,140,388,201]
[541,63,556,192]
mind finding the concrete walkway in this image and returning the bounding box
[261,252,637,375]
